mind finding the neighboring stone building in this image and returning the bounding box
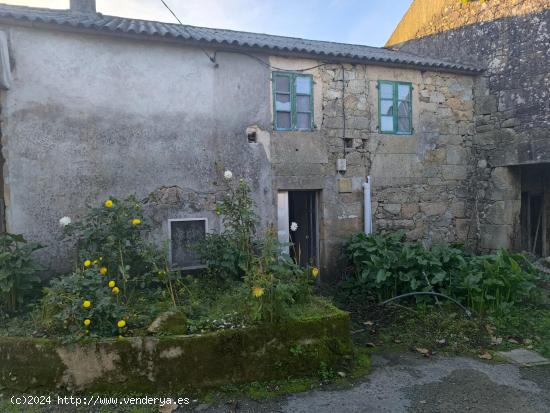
[0,0,492,279]
[387,0,550,255]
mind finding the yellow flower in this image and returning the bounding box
[93,260,98,265]
[112,286,120,295]
[100,266,108,275]
[84,260,91,267]
[82,300,92,309]
[311,267,320,278]
[83,319,91,327]
[117,320,126,328]
[252,287,265,298]
[108,280,116,288]
[131,219,141,225]
[104,200,113,208]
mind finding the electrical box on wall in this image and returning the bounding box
[336,158,347,172]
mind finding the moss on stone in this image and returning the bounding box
[0,305,353,394]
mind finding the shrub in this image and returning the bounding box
[44,196,180,337]
[199,170,316,322]
[41,267,128,337]
[198,177,256,280]
[0,233,42,314]
[343,231,539,314]
[243,229,315,322]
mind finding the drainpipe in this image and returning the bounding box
[363,177,373,235]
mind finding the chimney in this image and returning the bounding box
[70,0,96,14]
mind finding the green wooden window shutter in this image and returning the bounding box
[273,72,313,131]
[378,80,412,135]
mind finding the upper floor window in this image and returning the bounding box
[378,81,412,135]
[273,72,313,131]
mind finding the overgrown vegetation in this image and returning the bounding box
[1,169,320,340]
[343,231,539,314]
[0,233,42,314]
[338,231,550,359]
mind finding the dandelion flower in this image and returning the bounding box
[112,286,120,295]
[82,300,92,309]
[290,222,298,232]
[224,170,233,180]
[84,260,92,267]
[311,267,320,278]
[104,199,113,208]
[252,287,265,298]
[108,280,116,288]
[59,216,71,227]
[131,219,141,225]
[100,266,108,275]
[83,319,91,327]
[117,320,126,328]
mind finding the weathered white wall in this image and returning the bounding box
[1,26,275,271]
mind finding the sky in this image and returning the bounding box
[1,0,413,47]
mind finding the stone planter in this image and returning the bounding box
[0,310,352,393]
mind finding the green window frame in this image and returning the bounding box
[272,72,314,131]
[378,80,413,135]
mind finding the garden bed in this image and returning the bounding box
[0,307,352,393]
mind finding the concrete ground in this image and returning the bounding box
[190,353,550,413]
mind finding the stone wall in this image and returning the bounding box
[387,0,550,251]
[317,63,475,263]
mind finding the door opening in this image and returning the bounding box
[289,191,318,267]
[521,192,545,255]
[277,190,319,267]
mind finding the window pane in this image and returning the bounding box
[297,95,310,112]
[398,100,411,118]
[381,100,394,116]
[275,75,290,93]
[297,113,311,129]
[276,111,291,129]
[398,117,411,133]
[398,84,411,100]
[380,83,393,99]
[276,93,291,111]
[296,76,312,94]
[380,115,394,132]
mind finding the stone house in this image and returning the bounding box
[0,0,532,279]
[388,0,550,256]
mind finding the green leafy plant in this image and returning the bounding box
[342,231,539,314]
[0,233,42,314]
[460,249,539,313]
[198,175,257,280]
[200,170,316,322]
[243,228,315,322]
[344,231,467,301]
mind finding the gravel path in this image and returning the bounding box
[191,353,550,413]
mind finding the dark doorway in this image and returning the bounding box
[288,191,318,267]
[521,192,544,255]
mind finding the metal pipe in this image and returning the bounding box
[363,176,372,234]
[380,292,472,317]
